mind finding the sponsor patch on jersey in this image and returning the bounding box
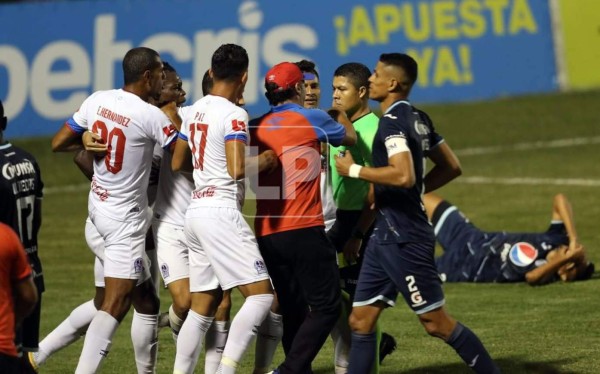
[254,259,267,275]
[133,257,144,273]
[161,263,169,279]
[508,242,538,267]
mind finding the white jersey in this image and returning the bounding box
[320,168,336,232]
[179,95,248,210]
[67,89,178,221]
[153,106,194,226]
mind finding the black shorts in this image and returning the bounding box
[258,226,340,313]
[354,239,445,315]
[15,277,43,351]
[0,352,19,373]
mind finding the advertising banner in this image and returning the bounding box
[557,0,600,89]
[0,0,557,137]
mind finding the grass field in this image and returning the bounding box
[14,89,600,373]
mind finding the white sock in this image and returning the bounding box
[331,313,350,370]
[131,310,159,374]
[173,310,213,374]
[205,320,230,374]
[75,311,119,374]
[254,311,283,373]
[169,304,184,344]
[35,299,97,366]
[220,294,273,374]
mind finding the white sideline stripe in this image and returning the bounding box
[44,183,89,195]
[455,136,600,156]
[456,176,600,187]
[44,136,600,194]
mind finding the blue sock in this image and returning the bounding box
[446,322,501,374]
[348,331,377,374]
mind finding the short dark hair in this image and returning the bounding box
[122,47,162,85]
[295,59,319,79]
[265,82,296,106]
[576,262,595,281]
[202,69,213,96]
[211,44,249,81]
[379,53,418,86]
[334,62,371,90]
[163,61,176,73]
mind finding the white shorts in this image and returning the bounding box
[86,206,152,282]
[185,206,269,292]
[152,220,189,286]
[86,219,151,288]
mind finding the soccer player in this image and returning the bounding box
[0,223,38,374]
[146,61,189,295]
[250,61,357,373]
[335,53,500,373]
[296,60,321,109]
[24,61,186,374]
[151,63,193,343]
[294,60,336,232]
[0,99,45,356]
[327,62,391,374]
[424,192,594,285]
[171,43,276,374]
[51,47,179,373]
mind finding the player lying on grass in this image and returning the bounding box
[423,193,594,285]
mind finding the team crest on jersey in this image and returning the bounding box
[254,259,267,275]
[161,263,169,279]
[162,124,176,136]
[508,242,538,267]
[133,257,144,273]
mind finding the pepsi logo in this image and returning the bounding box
[509,242,538,267]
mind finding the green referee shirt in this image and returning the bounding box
[329,112,378,211]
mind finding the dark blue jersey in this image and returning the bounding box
[0,143,44,289]
[372,101,444,244]
[475,223,568,282]
[434,204,569,283]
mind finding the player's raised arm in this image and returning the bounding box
[551,193,579,250]
[51,125,84,153]
[524,245,580,285]
[172,136,193,173]
[424,141,462,193]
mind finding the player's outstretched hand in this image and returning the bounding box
[343,238,361,265]
[335,150,355,177]
[82,131,107,156]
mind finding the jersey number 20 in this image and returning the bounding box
[92,120,126,174]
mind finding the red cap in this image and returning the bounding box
[265,62,303,92]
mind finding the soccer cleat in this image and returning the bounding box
[20,351,39,373]
[379,332,397,364]
[157,311,170,329]
[265,369,280,374]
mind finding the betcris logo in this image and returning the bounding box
[0,0,317,137]
[1,0,556,138]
